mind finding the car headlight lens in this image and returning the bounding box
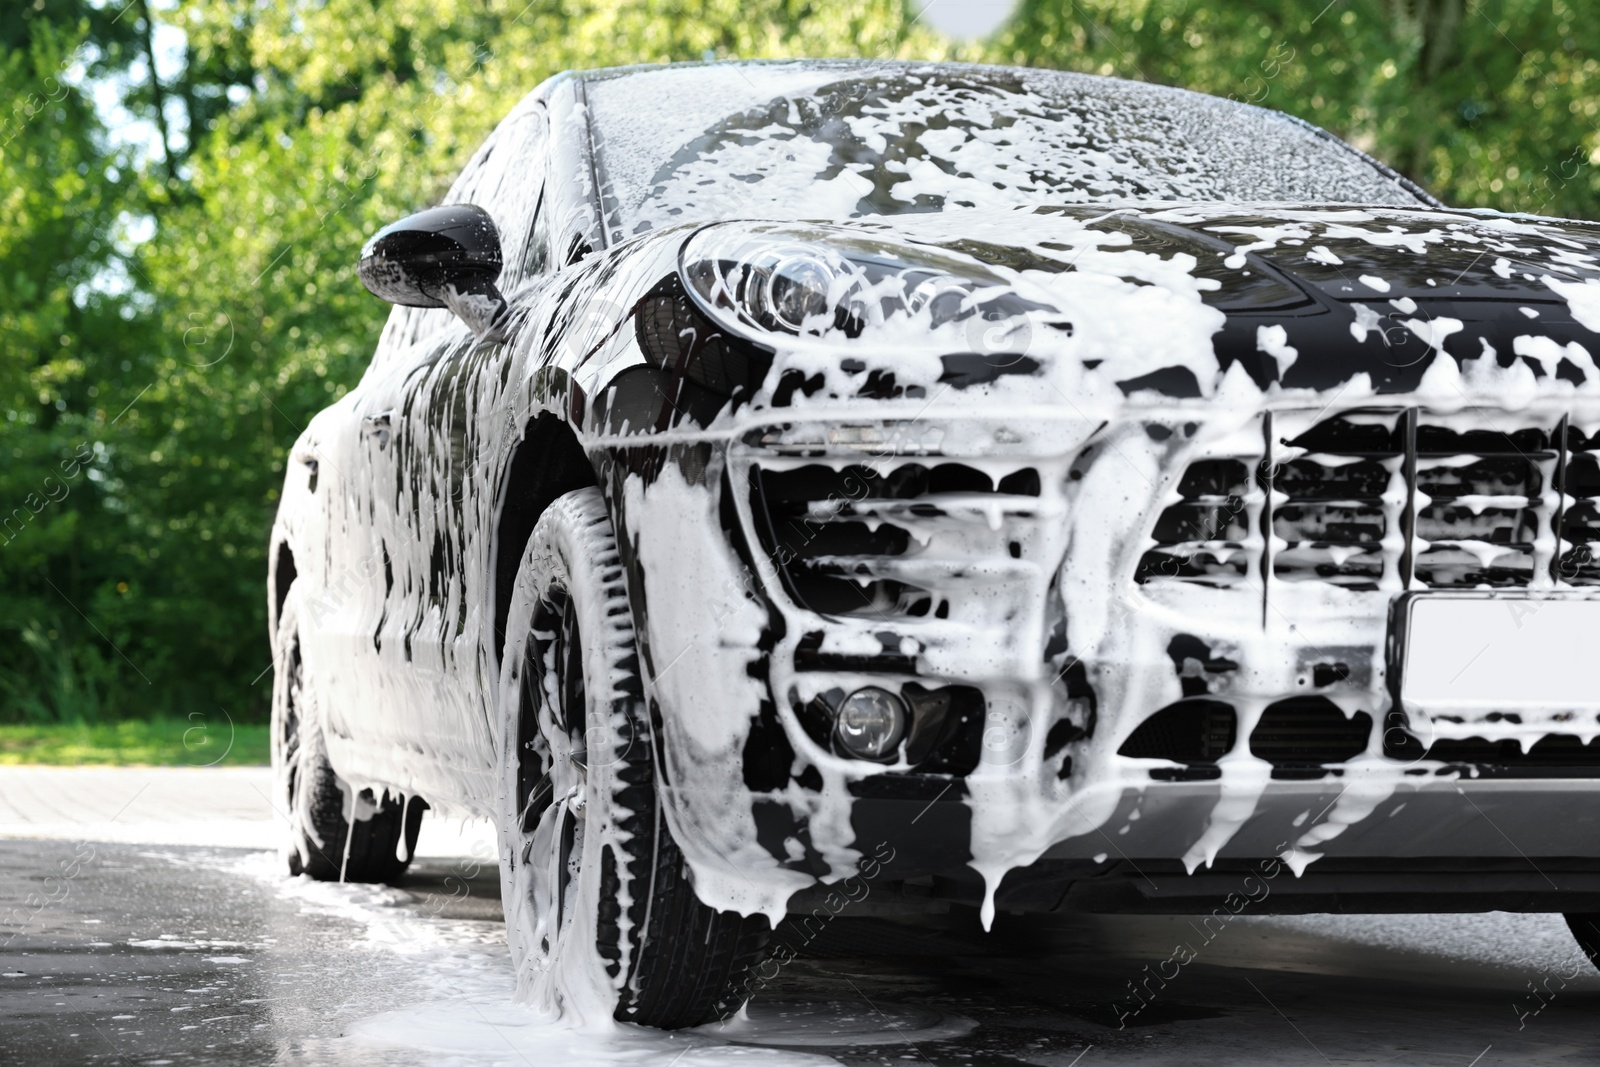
[765,252,836,331]
[835,686,907,760]
[680,222,1060,344]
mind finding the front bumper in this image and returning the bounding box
[612,403,1600,922]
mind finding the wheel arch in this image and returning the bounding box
[268,538,298,643]
[491,410,599,667]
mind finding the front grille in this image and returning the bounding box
[1273,410,1401,588]
[1560,424,1600,582]
[749,461,1040,618]
[1139,409,1589,590]
[1414,423,1550,587]
[1134,459,1258,585]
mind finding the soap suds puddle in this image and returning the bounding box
[159,848,970,1065]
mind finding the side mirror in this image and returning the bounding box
[358,204,510,343]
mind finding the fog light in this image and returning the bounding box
[835,687,906,760]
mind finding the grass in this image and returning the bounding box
[0,717,270,766]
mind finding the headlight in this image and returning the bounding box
[679,222,1062,347]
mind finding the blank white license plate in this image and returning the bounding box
[1402,595,1600,711]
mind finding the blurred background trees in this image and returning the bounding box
[1,0,1597,724]
[993,1,1600,216]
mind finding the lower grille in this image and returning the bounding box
[1120,698,1373,775]
[1423,735,1600,766]
[1249,698,1372,773]
[1384,713,1600,773]
[1119,700,1236,779]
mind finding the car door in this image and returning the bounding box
[318,102,554,803]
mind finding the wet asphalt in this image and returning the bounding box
[3,837,1600,1065]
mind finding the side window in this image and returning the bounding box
[374,106,550,360]
[469,109,549,293]
[524,188,551,279]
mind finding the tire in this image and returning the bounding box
[271,583,424,883]
[1566,913,1600,969]
[496,487,769,1028]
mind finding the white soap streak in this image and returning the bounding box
[1279,758,1411,876]
[697,999,977,1047]
[1209,222,1315,262]
[1513,335,1600,381]
[1403,315,1463,356]
[128,938,247,951]
[623,461,816,925]
[1549,247,1600,272]
[1255,323,1299,376]
[1542,274,1600,332]
[1182,752,1273,875]
[1349,302,1381,342]
[341,999,844,1065]
[1248,912,1599,979]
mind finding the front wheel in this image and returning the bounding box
[497,488,769,1028]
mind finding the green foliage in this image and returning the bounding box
[0,24,149,724]
[2,0,1599,729]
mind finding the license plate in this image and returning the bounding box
[1401,594,1600,712]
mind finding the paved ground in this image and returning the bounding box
[4,769,1600,1065]
[0,839,509,1065]
[0,765,496,854]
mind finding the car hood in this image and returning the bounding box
[827,203,1600,400]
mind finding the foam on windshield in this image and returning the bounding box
[585,61,1427,241]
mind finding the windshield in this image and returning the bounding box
[586,62,1429,241]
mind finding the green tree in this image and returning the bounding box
[0,24,144,720]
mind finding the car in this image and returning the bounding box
[268,58,1600,1030]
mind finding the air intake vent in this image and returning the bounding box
[1248,698,1372,774]
[1118,700,1236,777]
[749,462,1039,619]
[1387,730,1600,774]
